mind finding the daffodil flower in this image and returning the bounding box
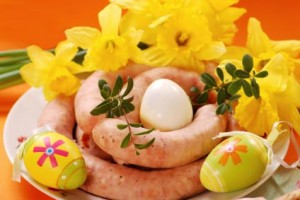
[234,54,300,135]
[20,41,83,101]
[221,17,300,78]
[143,8,226,72]
[112,0,245,45]
[65,4,144,72]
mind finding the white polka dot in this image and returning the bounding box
[73,161,78,166]
[62,175,67,180]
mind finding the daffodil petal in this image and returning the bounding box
[44,69,81,100]
[271,40,300,58]
[110,0,148,12]
[142,46,174,67]
[218,7,246,22]
[293,59,300,82]
[197,41,226,60]
[20,63,47,87]
[277,103,300,134]
[208,0,239,11]
[55,41,78,65]
[65,27,100,49]
[122,28,145,63]
[99,4,121,35]
[235,91,279,136]
[218,46,249,61]
[67,62,88,74]
[274,76,300,107]
[84,36,128,71]
[247,18,272,57]
[27,45,54,68]
[259,54,288,93]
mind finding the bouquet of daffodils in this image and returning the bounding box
[1,0,300,136]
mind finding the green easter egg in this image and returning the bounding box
[200,133,269,192]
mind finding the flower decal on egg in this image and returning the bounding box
[33,136,69,168]
[214,137,248,166]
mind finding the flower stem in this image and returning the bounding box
[0,49,28,57]
[0,56,29,66]
[0,69,23,89]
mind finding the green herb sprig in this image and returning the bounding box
[191,54,268,115]
[90,75,155,155]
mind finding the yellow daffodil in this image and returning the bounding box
[221,18,300,79]
[142,8,226,72]
[113,0,245,46]
[20,41,82,101]
[234,54,300,135]
[193,0,246,45]
[65,4,144,72]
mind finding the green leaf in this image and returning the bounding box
[241,80,253,97]
[134,128,155,136]
[255,71,268,78]
[100,84,111,99]
[229,94,241,101]
[129,123,143,128]
[217,88,226,105]
[123,102,135,113]
[98,79,107,90]
[228,79,242,95]
[120,133,131,148]
[216,67,224,82]
[90,100,113,115]
[216,103,227,115]
[251,78,260,98]
[225,63,236,77]
[134,138,155,150]
[242,54,253,73]
[122,77,134,97]
[196,92,209,104]
[226,103,233,113]
[190,86,199,94]
[125,96,134,103]
[235,69,250,78]
[117,124,129,130]
[111,75,123,97]
[200,73,217,87]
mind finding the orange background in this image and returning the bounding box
[0,0,299,199]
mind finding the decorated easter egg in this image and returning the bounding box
[140,79,193,131]
[200,132,269,192]
[22,131,87,190]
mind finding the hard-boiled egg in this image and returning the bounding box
[140,79,193,131]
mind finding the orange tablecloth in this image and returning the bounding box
[0,1,300,200]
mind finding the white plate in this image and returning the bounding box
[3,88,290,200]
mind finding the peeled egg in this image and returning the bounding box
[140,79,193,131]
[200,132,269,192]
[23,131,87,190]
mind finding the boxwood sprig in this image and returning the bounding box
[90,75,155,155]
[191,54,268,115]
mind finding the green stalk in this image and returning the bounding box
[0,63,25,74]
[0,56,29,66]
[0,78,24,89]
[0,69,24,89]
[0,49,28,57]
